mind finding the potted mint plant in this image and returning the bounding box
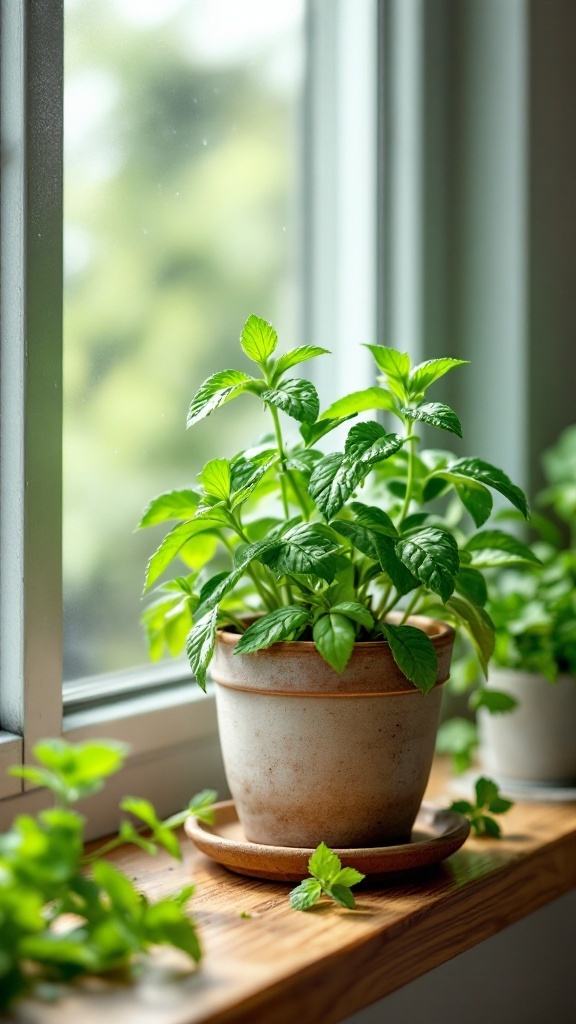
[140,315,530,848]
[479,426,576,788]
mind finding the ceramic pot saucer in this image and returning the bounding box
[184,801,470,882]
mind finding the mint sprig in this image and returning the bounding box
[450,776,514,837]
[289,842,365,911]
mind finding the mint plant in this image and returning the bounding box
[0,739,214,1010]
[289,842,365,911]
[140,314,532,693]
[450,776,514,838]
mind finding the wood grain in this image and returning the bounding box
[11,759,576,1024]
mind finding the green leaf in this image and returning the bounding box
[475,777,500,808]
[308,452,364,520]
[395,527,460,602]
[92,860,142,915]
[403,402,462,437]
[330,519,379,560]
[479,815,502,838]
[408,357,469,395]
[308,841,341,882]
[448,457,529,519]
[365,345,411,400]
[234,607,311,654]
[187,369,258,427]
[455,566,487,607]
[199,539,276,613]
[488,796,514,815]
[349,502,398,537]
[187,789,218,825]
[333,866,366,887]
[450,799,474,815]
[138,489,200,529]
[464,529,541,566]
[262,378,319,424]
[319,386,397,421]
[454,481,493,528]
[261,523,340,581]
[380,623,438,694]
[199,459,231,502]
[143,515,226,592]
[469,688,518,714]
[344,422,404,464]
[300,415,357,447]
[274,345,329,379]
[185,607,218,691]
[313,614,356,674]
[329,885,356,909]
[375,535,420,596]
[120,796,160,831]
[289,878,322,911]
[329,602,373,632]
[230,457,275,508]
[240,314,278,363]
[436,718,478,773]
[446,595,495,676]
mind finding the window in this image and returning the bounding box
[0,0,380,834]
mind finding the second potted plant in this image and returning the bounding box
[140,316,530,847]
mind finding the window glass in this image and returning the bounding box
[64,0,305,679]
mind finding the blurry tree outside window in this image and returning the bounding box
[64,0,305,679]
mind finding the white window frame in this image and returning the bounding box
[0,0,380,837]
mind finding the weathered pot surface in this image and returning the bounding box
[480,668,576,786]
[211,613,455,849]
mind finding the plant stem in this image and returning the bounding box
[398,419,416,523]
[399,587,423,624]
[270,404,292,520]
[374,582,395,622]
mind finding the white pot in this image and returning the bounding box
[479,668,576,786]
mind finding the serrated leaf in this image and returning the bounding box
[230,456,276,508]
[185,606,218,691]
[234,607,311,654]
[289,878,322,911]
[309,452,364,519]
[403,402,462,437]
[375,535,420,596]
[262,378,319,425]
[330,519,379,560]
[329,602,373,632]
[380,622,438,694]
[395,527,459,602]
[308,841,342,882]
[464,529,540,566]
[349,502,398,537]
[329,885,356,909]
[143,517,225,592]
[344,422,404,464]
[313,614,356,674]
[448,457,529,519]
[333,867,366,887]
[300,414,357,447]
[455,566,488,607]
[187,369,258,427]
[240,314,278,363]
[274,345,329,379]
[365,345,411,401]
[446,596,494,676]
[138,489,200,529]
[408,357,469,395]
[470,688,518,714]
[260,523,340,581]
[319,386,397,421]
[475,776,500,808]
[199,459,231,502]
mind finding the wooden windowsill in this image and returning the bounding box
[14,759,576,1024]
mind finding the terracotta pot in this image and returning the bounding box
[479,668,576,786]
[211,613,455,848]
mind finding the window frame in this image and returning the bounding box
[0,0,381,836]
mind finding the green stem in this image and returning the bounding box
[374,583,396,622]
[270,404,292,520]
[399,587,423,624]
[398,420,416,523]
[227,514,282,611]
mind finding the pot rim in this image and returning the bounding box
[217,611,455,652]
